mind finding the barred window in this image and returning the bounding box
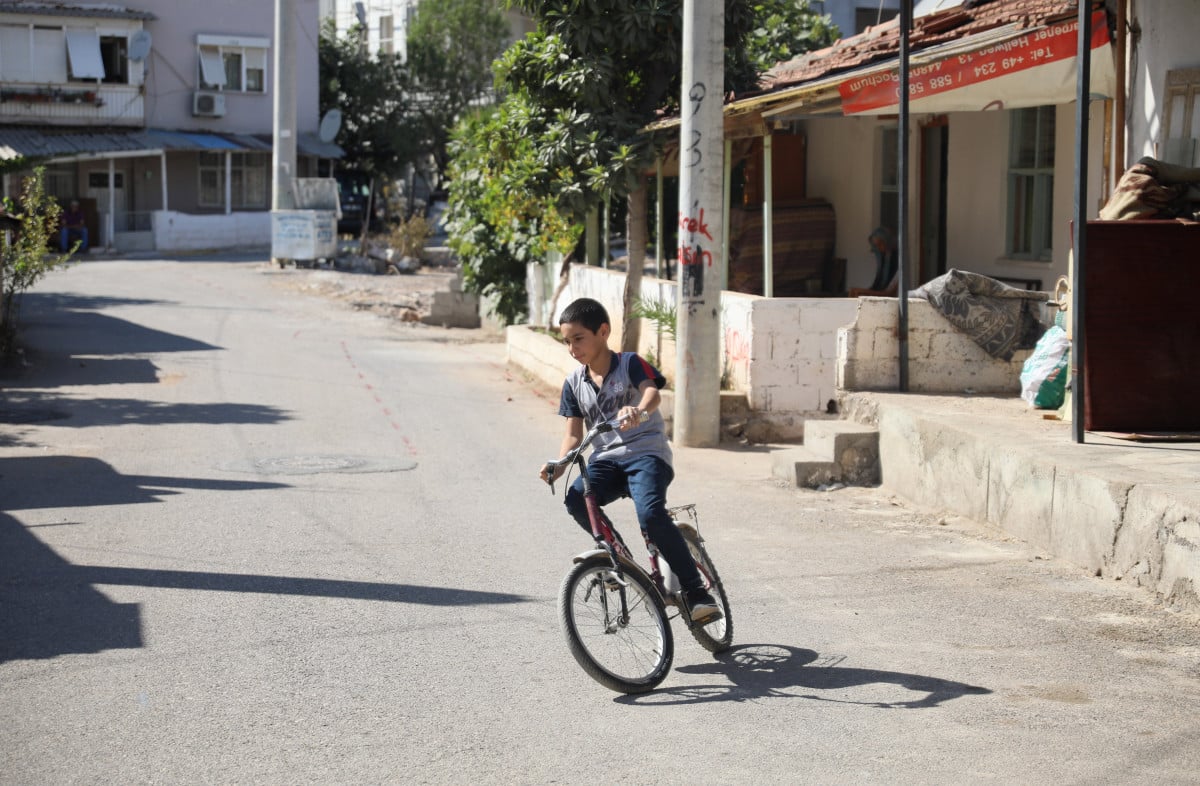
[198,152,269,209]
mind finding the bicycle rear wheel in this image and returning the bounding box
[680,528,734,653]
[559,555,674,694]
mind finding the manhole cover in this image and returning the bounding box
[218,455,417,476]
[0,408,70,424]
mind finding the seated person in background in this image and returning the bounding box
[848,226,897,297]
[61,200,88,253]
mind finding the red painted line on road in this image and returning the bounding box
[340,340,419,455]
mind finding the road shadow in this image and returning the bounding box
[0,455,291,510]
[1,293,221,391]
[0,393,290,432]
[617,644,992,708]
[1,459,529,662]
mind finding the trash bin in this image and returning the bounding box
[270,209,337,267]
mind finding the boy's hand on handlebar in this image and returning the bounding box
[539,462,564,485]
[617,406,648,431]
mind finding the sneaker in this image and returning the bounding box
[685,589,722,624]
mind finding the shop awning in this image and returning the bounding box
[837,10,1114,115]
[0,127,343,162]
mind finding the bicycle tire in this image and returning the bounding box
[680,528,734,653]
[559,555,674,694]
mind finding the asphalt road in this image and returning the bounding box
[3,257,1199,785]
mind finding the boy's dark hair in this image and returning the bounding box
[559,297,610,334]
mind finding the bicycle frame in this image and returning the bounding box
[546,417,716,629]
[563,445,690,622]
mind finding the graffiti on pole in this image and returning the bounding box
[678,201,714,304]
[680,80,715,312]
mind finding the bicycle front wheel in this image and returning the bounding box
[681,528,734,653]
[559,555,674,694]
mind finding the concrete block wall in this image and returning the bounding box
[152,210,271,252]
[837,297,1031,394]
[540,263,858,437]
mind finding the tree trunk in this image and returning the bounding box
[358,176,376,257]
[621,182,647,352]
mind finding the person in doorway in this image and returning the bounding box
[848,226,897,297]
[537,297,721,624]
[60,200,88,253]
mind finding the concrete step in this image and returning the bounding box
[771,446,844,488]
[772,420,881,488]
[803,420,881,485]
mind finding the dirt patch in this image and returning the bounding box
[264,265,462,323]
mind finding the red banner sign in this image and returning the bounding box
[840,10,1110,115]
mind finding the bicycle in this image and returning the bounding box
[543,417,734,694]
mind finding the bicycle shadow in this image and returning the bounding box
[617,644,992,708]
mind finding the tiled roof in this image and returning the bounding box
[760,0,1090,94]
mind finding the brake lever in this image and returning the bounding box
[544,463,556,495]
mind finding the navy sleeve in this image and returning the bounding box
[627,353,666,390]
[558,378,583,418]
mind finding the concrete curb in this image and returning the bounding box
[846,392,1200,612]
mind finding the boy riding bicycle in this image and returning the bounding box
[538,297,721,624]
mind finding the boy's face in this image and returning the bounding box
[559,320,610,367]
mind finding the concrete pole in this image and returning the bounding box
[674,0,724,448]
[159,152,168,211]
[272,0,297,213]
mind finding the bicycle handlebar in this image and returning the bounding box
[543,411,648,494]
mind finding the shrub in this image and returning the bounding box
[1,168,75,359]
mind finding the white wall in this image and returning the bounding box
[140,0,322,136]
[1125,0,1200,161]
[152,210,271,251]
[806,98,1106,298]
[802,115,881,291]
[837,297,1031,394]
[548,264,858,435]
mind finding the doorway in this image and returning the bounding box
[919,118,948,284]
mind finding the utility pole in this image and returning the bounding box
[673,0,725,448]
[271,0,298,216]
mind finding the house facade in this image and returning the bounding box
[0,0,338,253]
[694,0,1197,299]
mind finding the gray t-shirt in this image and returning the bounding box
[559,351,672,466]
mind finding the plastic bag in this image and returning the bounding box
[1020,325,1070,409]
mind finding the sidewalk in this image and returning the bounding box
[506,328,1200,613]
[839,391,1200,613]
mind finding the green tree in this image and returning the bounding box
[407,0,511,195]
[0,168,74,358]
[448,1,835,326]
[319,19,417,227]
[744,0,839,74]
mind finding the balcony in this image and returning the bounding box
[0,83,144,127]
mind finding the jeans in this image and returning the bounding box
[564,454,704,592]
[61,226,88,252]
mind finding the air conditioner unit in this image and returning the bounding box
[192,91,225,118]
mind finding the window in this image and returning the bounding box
[65,28,105,80]
[379,15,394,55]
[1006,105,1055,260]
[99,36,128,84]
[198,152,269,209]
[197,35,268,93]
[878,126,899,235]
